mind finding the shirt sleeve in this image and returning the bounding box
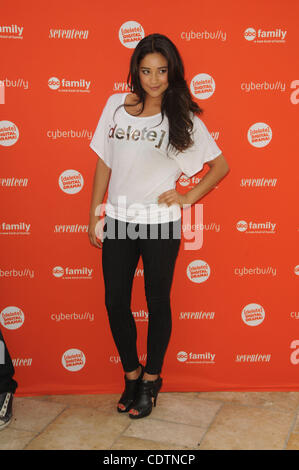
[171,115,222,177]
[89,95,113,168]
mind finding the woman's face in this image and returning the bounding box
[138,52,169,99]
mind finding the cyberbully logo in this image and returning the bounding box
[48,77,90,93]
[244,27,287,43]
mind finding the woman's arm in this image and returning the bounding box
[184,153,229,205]
[158,153,229,207]
[88,157,111,248]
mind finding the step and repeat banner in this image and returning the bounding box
[1,0,298,395]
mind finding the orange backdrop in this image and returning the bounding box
[1,0,299,396]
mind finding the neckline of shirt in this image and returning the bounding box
[121,92,162,119]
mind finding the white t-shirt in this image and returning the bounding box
[89,92,222,224]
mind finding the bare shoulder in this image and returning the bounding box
[125,92,140,105]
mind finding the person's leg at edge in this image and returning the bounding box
[0,328,17,395]
[0,328,17,430]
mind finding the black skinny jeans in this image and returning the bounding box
[101,215,181,375]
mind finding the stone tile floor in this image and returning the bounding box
[1,391,299,450]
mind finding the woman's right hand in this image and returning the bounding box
[88,215,104,249]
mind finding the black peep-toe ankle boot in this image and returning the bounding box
[128,375,163,419]
[117,364,145,413]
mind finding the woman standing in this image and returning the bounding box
[88,33,229,419]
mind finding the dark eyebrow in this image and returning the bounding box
[140,66,168,69]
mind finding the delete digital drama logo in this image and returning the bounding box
[187,260,210,283]
[62,348,86,372]
[119,21,144,48]
[0,306,25,330]
[247,123,272,148]
[0,120,19,147]
[190,73,215,100]
[59,169,84,194]
[241,303,265,326]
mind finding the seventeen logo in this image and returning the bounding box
[235,353,271,363]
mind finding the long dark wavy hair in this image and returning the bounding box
[116,33,203,154]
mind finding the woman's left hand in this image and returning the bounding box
[157,189,189,208]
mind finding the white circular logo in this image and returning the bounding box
[59,169,84,194]
[178,174,190,187]
[0,120,19,147]
[241,303,265,326]
[187,260,210,283]
[247,123,272,148]
[294,265,299,276]
[244,28,256,41]
[48,77,60,90]
[62,348,86,372]
[190,73,215,100]
[177,351,188,362]
[53,266,64,278]
[0,306,25,330]
[118,21,144,48]
[236,220,248,232]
